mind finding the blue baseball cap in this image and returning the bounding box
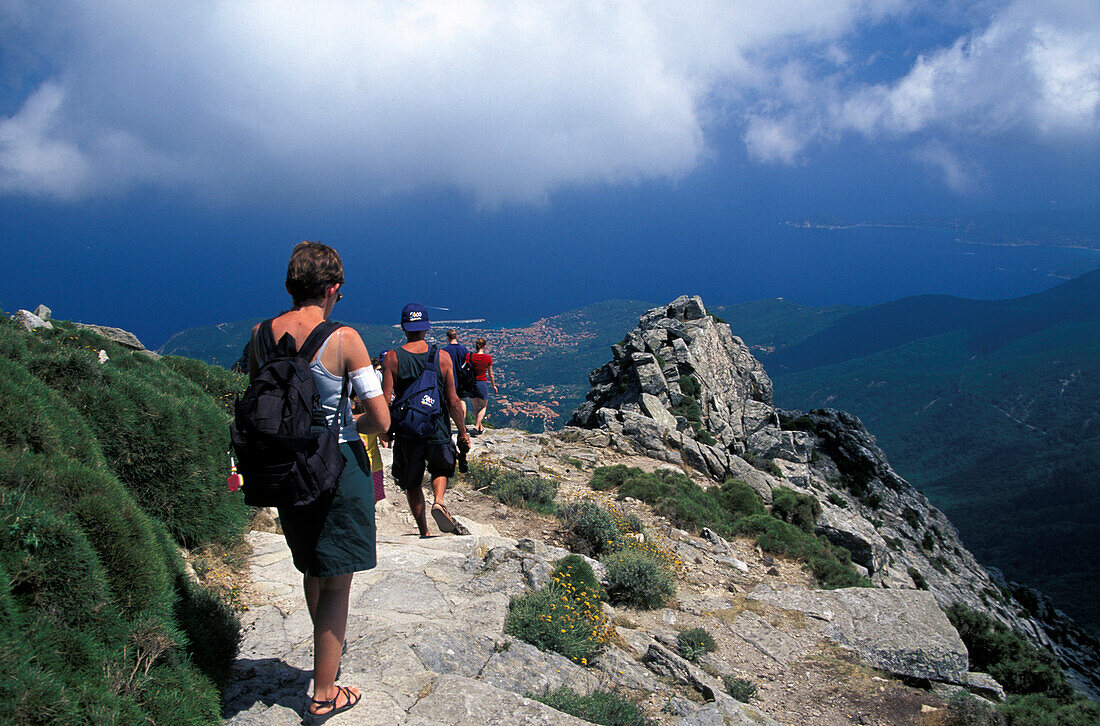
[401,303,431,331]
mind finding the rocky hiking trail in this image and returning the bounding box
[223,429,984,726]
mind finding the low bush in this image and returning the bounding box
[588,466,763,537]
[827,492,848,508]
[908,567,929,590]
[505,557,613,665]
[560,500,621,557]
[678,375,701,398]
[999,694,1100,726]
[946,605,1074,702]
[677,627,716,662]
[489,471,558,513]
[722,675,757,702]
[552,554,605,601]
[603,550,676,609]
[464,462,558,513]
[734,514,869,589]
[530,687,656,726]
[770,487,821,533]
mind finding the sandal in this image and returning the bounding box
[431,503,457,534]
[307,685,361,720]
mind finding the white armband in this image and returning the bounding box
[350,367,383,399]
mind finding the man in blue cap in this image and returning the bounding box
[381,303,471,536]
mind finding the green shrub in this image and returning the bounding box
[678,376,701,399]
[908,567,929,590]
[589,464,635,491]
[999,694,1100,726]
[734,514,869,589]
[488,470,558,513]
[0,358,105,467]
[603,550,675,609]
[903,507,922,530]
[589,466,762,537]
[530,687,655,726]
[670,398,702,423]
[827,492,848,508]
[770,487,821,533]
[53,359,249,547]
[505,557,612,664]
[161,355,246,415]
[461,458,497,489]
[620,512,645,534]
[946,605,1074,701]
[552,554,605,601]
[921,531,935,551]
[0,337,248,722]
[0,484,223,724]
[560,500,621,557]
[722,675,757,702]
[677,627,717,662]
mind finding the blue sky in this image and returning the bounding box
[2,1,1099,347]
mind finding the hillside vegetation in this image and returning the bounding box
[0,316,250,724]
[725,270,1100,634]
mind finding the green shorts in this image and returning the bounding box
[278,441,376,577]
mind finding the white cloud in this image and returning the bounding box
[833,0,1100,140]
[0,0,904,204]
[0,0,1096,203]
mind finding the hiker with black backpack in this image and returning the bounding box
[442,328,476,421]
[381,304,471,538]
[233,241,388,721]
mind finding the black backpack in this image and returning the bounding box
[390,345,443,439]
[455,353,478,398]
[230,320,347,508]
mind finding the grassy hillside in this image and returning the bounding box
[0,316,250,723]
[723,272,1100,634]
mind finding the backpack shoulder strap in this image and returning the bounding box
[298,320,344,363]
[255,319,277,363]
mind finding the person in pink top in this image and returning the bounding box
[467,337,497,435]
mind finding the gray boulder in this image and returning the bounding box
[72,322,159,358]
[14,309,52,331]
[747,585,969,683]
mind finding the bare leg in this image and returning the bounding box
[307,573,359,713]
[405,483,430,536]
[304,574,319,623]
[473,398,487,432]
[431,474,448,507]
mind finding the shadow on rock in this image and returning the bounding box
[222,657,313,721]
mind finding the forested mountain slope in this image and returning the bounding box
[715,272,1100,634]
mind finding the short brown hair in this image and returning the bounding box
[446,329,457,341]
[476,337,487,350]
[286,241,344,306]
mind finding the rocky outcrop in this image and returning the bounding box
[72,322,159,358]
[569,295,1100,701]
[8,304,159,359]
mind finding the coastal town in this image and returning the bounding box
[425,314,600,432]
